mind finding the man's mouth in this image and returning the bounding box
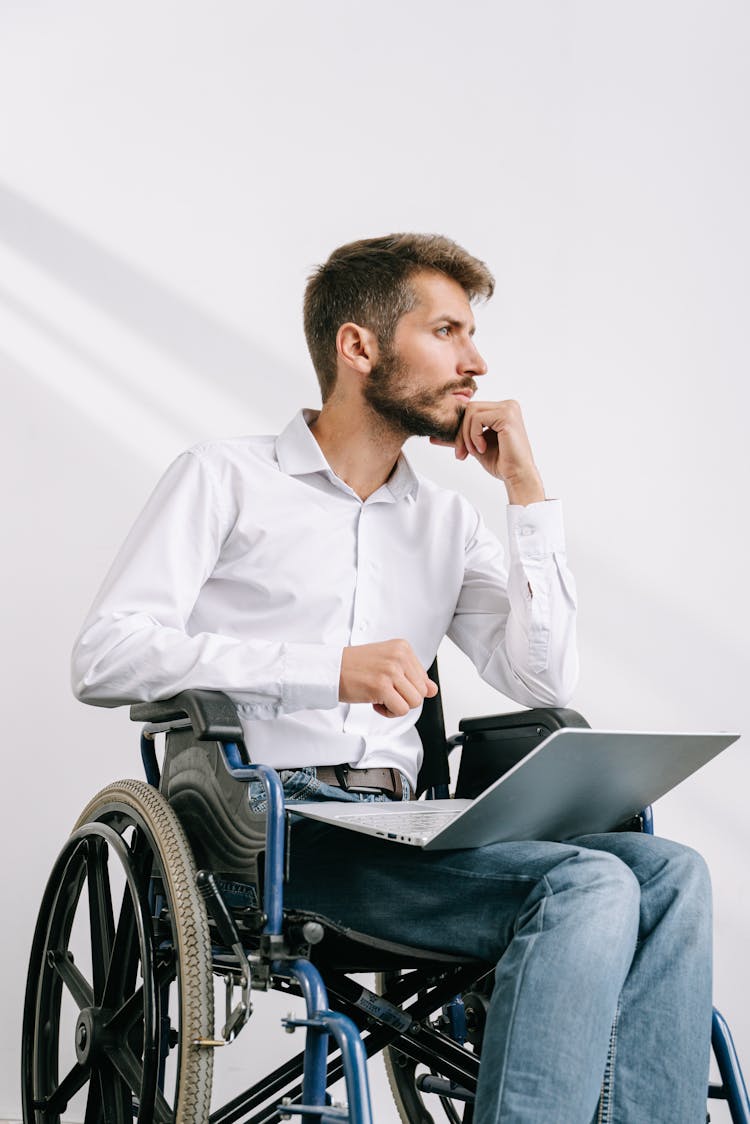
[449,382,476,403]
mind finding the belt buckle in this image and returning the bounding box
[334,765,401,799]
[333,765,378,794]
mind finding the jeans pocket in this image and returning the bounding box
[279,768,322,803]
[247,780,268,814]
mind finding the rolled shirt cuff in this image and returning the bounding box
[280,642,343,711]
[507,499,566,560]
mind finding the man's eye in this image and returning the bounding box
[436,326,450,336]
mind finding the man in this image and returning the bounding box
[73,234,712,1122]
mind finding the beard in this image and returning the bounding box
[363,351,473,442]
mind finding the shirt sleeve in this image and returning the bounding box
[71,449,342,715]
[446,499,578,707]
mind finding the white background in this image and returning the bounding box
[1,2,748,1119]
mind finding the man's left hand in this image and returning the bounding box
[431,399,546,506]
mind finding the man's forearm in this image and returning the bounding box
[503,468,546,507]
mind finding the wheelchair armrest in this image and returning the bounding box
[457,706,590,740]
[453,707,590,799]
[129,689,244,742]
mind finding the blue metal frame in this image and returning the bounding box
[279,960,373,1124]
[711,1007,750,1123]
[220,742,286,936]
[213,740,374,1122]
[217,743,373,1122]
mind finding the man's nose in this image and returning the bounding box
[460,340,488,377]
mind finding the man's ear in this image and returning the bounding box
[335,322,378,375]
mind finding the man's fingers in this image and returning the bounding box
[379,682,413,718]
[339,638,438,718]
[395,674,426,711]
[454,430,469,460]
[467,413,488,455]
[373,674,438,719]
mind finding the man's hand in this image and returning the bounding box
[339,639,438,718]
[431,399,545,506]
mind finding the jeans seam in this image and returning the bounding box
[597,996,621,1124]
[492,876,550,1123]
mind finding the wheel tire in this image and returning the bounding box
[382,1041,435,1124]
[23,779,214,1123]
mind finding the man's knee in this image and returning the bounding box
[651,838,713,928]
[576,832,712,938]
[539,847,641,937]
[663,839,711,894]
[596,833,711,908]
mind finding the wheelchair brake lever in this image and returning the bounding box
[196,870,253,1040]
[222,970,252,1041]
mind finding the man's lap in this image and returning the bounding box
[284,819,698,962]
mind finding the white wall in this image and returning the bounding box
[2,2,748,1118]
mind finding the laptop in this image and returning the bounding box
[293,729,740,850]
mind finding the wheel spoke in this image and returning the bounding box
[108,1040,144,1093]
[83,1072,103,1124]
[102,886,138,1009]
[97,1056,132,1124]
[48,947,94,1010]
[105,950,174,1041]
[87,839,115,1002]
[34,1060,90,1112]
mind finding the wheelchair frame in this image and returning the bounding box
[22,686,750,1124]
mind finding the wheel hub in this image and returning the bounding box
[74,1007,111,1065]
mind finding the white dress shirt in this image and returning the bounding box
[72,409,578,787]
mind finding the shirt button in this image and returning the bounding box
[358,621,368,631]
[520,526,535,536]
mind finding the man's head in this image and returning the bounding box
[303,233,495,405]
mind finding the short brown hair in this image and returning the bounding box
[303,233,495,401]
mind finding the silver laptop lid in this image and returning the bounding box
[292,729,739,850]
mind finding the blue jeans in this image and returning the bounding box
[276,772,713,1124]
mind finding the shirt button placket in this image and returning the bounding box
[351,504,374,641]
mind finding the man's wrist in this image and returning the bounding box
[504,471,545,506]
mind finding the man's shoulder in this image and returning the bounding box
[188,432,277,457]
[410,467,482,527]
[184,433,279,470]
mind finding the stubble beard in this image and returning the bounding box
[363,351,467,443]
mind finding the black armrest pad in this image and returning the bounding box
[459,707,590,736]
[454,707,590,799]
[130,690,244,742]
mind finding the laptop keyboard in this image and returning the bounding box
[330,809,460,835]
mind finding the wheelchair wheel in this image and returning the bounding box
[376,972,481,1124]
[22,779,214,1123]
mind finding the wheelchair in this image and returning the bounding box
[22,664,750,1123]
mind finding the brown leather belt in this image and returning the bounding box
[311,765,408,800]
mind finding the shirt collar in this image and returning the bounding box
[275,409,419,502]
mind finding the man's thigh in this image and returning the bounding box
[285,820,639,962]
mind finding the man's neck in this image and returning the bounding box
[309,401,405,501]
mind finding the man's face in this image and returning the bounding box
[363,270,488,441]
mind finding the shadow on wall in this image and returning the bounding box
[0,180,308,456]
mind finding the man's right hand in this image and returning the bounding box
[339,639,438,718]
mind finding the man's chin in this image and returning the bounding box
[365,391,464,443]
[420,406,465,443]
